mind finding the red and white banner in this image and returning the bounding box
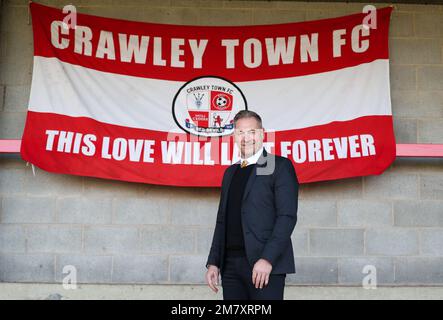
[21,2,396,186]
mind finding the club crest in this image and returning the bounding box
[172,76,247,137]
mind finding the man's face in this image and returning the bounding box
[234,117,264,158]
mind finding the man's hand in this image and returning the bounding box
[205,265,220,293]
[252,259,273,289]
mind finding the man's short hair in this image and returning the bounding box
[233,110,263,128]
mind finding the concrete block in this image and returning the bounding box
[170,255,207,284]
[420,173,443,200]
[291,227,308,256]
[4,85,30,112]
[338,200,392,227]
[396,4,443,13]
[1,27,33,62]
[27,225,82,253]
[276,1,311,10]
[172,0,223,8]
[301,177,362,200]
[253,9,305,24]
[23,169,83,197]
[286,257,338,285]
[394,200,443,227]
[170,189,218,226]
[389,65,416,90]
[110,0,170,6]
[364,172,419,200]
[3,0,32,6]
[391,90,419,118]
[0,5,29,33]
[84,226,139,254]
[344,3,390,13]
[223,0,278,9]
[310,229,364,256]
[0,112,26,139]
[366,229,419,256]
[1,196,55,223]
[393,118,417,143]
[415,12,443,37]
[140,226,194,254]
[390,12,414,37]
[83,177,143,198]
[0,59,33,86]
[392,157,443,174]
[338,257,395,285]
[196,227,215,254]
[56,197,112,224]
[53,0,149,7]
[0,154,25,170]
[297,200,337,227]
[0,85,4,111]
[0,253,55,282]
[390,39,441,65]
[418,91,443,118]
[78,6,145,22]
[392,90,443,119]
[306,10,346,21]
[418,120,443,144]
[0,225,26,253]
[286,1,362,11]
[113,197,169,225]
[421,230,443,256]
[142,7,201,25]
[199,8,253,25]
[55,255,112,284]
[0,168,26,195]
[418,66,443,90]
[113,255,168,284]
[206,0,232,8]
[0,33,5,63]
[0,4,33,85]
[395,257,443,284]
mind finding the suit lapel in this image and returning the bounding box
[242,149,268,202]
[220,164,237,218]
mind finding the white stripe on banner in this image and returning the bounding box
[29,56,391,132]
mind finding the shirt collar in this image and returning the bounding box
[241,146,264,166]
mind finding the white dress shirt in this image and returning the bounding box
[240,146,264,167]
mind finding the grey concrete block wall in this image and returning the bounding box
[338,257,395,285]
[83,226,140,254]
[310,229,365,256]
[27,225,83,253]
[0,0,442,288]
[366,229,419,256]
[55,255,113,283]
[113,255,169,284]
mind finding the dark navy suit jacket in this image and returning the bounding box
[206,149,299,274]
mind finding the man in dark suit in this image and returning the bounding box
[205,110,299,300]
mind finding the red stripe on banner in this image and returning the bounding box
[30,2,391,82]
[20,111,396,186]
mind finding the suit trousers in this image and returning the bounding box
[221,254,286,300]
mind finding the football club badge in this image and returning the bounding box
[173,76,248,137]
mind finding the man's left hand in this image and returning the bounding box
[252,258,273,289]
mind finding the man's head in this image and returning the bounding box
[233,110,264,158]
